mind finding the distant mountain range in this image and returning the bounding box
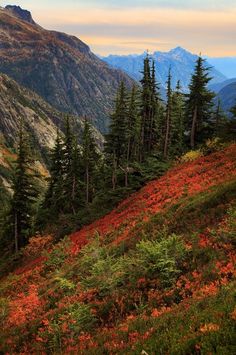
[0,5,134,133]
[216,82,236,114]
[102,47,227,92]
[207,57,236,79]
[208,79,236,114]
[209,78,236,94]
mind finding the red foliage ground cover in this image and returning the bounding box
[70,144,236,252]
[11,145,236,278]
[1,144,236,354]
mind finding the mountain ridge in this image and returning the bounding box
[0,6,134,133]
[102,47,227,91]
[5,5,36,25]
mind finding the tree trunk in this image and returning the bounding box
[191,106,198,149]
[164,108,170,158]
[14,212,18,253]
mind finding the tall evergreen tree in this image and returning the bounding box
[43,129,64,215]
[163,68,172,158]
[140,57,161,160]
[140,55,152,160]
[128,86,140,160]
[10,123,39,252]
[186,56,215,148]
[171,80,185,156]
[124,85,140,186]
[42,116,82,220]
[82,119,100,204]
[62,116,82,214]
[105,81,128,189]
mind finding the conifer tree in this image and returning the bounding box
[82,119,99,203]
[171,80,185,156]
[124,85,140,186]
[163,68,172,158]
[62,116,82,214]
[140,57,161,160]
[10,123,39,252]
[140,55,152,160]
[42,117,82,219]
[149,61,159,153]
[43,129,64,215]
[105,81,128,189]
[186,56,215,148]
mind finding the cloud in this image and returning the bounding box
[80,0,236,11]
[2,0,236,11]
[1,0,236,56]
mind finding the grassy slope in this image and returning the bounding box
[0,144,236,354]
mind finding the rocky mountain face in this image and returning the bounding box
[102,47,227,92]
[0,73,103,199]
[5,5,36,25]
[0,72,59,197]
[0,74,61,154]
[0,6,134,133]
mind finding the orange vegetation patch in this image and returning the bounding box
[70,144,236,252]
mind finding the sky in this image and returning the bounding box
[1,0,236,57]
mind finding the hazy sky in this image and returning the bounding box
[1,0,236,56]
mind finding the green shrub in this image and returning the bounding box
[44,237,70,271]
[67,303,97,332]
[135,235,187,286]
[80,251,129,293]
[0,297,9,325]
[54,275,76,292]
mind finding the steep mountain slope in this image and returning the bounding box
[209,78,236,94]
[216,82,236,113]
[0,6,134,133]
[0,74,60,152]
[0,73,103,204]
[102,47,226,91]
[0,72,59,196]
[0,144,236,354]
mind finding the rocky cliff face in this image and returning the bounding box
[0,73,103,198]
[0,72,59,200]
[5,5,36,25]
[0,74,60,154]
[0,6,134,133]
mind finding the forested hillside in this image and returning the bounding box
[0,143,235,354]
